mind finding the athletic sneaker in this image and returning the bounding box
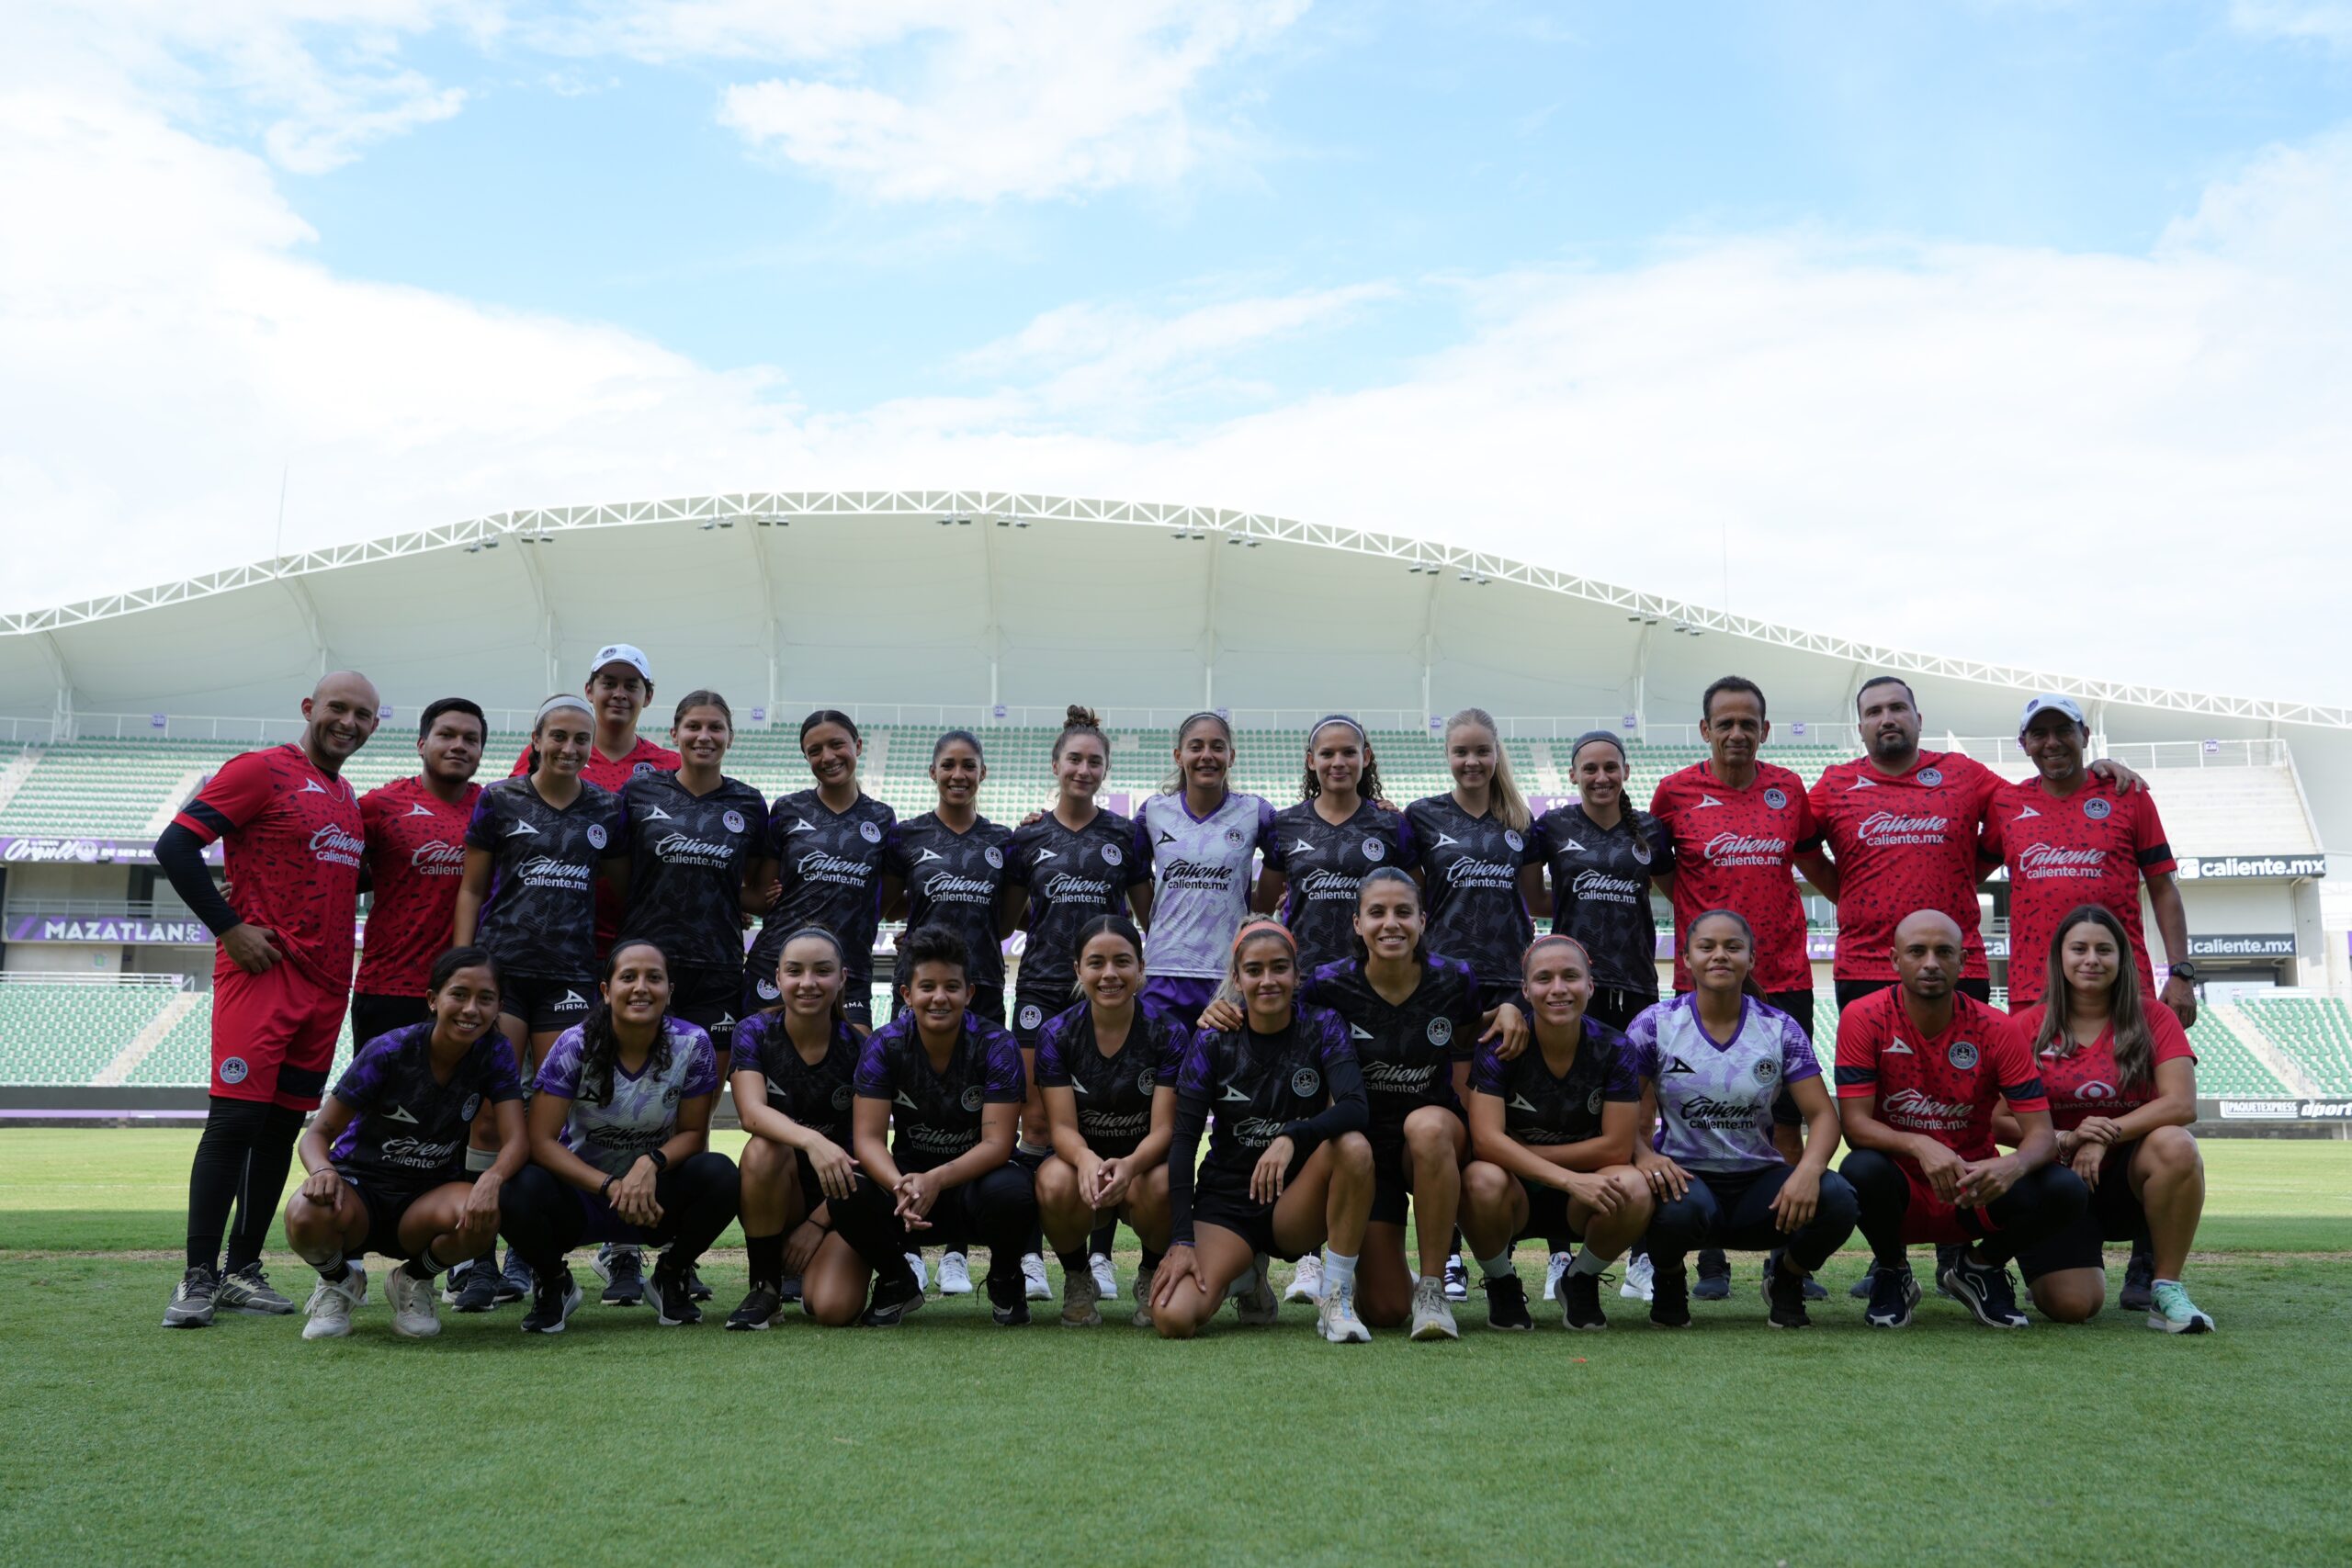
[1939,1253,2029,1329]
[1283,1252,1323,1303]
[935,1251,972,1295]
[1060,1265,1103,1327]
[1317,1281,1372,1343]
[990,1293,1033,1327]
[1932,1243,1966,1301]
[1761,1251,1810,1330]
[451,1261,501,1314]
[1563,1269,1608,1330]
[1020,1252,1052,1301]
[1442,1254,1470,1303]
[1090,1252,1119,1301]
[776,1277,804,1305]
[1131,1266,1157,1328]
[861,1270,926,1326]
[1232,1255,1281,1325]
[2120,1250,2157,1314]
[727,1286,785,1331]
[2147,1280,2214,1335]
[1802,1273,1827,1301]
[1484,1272,1532,1332]
[594,1245,644,1306]
[216,1262,297,1315]
[642,1262,704,1326]
[1849,1261,1878,1300]
[1648,1260,1690,1328]
[163,1266,218,1328]
[1409,1275,1460,1341]
[1863,1263,1921,1328]
[496,1247,531,1303]
[1619,1252,1655,1303]
[1692,1251,1731,1301]
[301,1268,367,1340]
[387,1268,442,1339]
[1543,1251,1570,1302]
[906,1250,931,1292]
[684,1263,714,1302]
[521,1268,582,1335]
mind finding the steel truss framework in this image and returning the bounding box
[6,491,2346,729]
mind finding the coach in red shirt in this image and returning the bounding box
[154,671,381,1329]
[352,698,487,1046]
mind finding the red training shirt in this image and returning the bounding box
[1979,773,2174,1008]
[511,735,680,954]
[1833,987,2047,1166]
[1650,759,1821,994]
[171,745,366,987]
[1808,750,2000,982]
[355,774,482,999]
[2007,1002,2197,1131]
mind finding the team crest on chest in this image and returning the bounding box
[1136,1067,1158,1098]
[1763,787,1788,809]
[1917,768,1944,787]
[984,845,1004,869]
[1948,1040,1980,1071]
[1427,1017,1453,1048]
[1102,843,1124,866]
[1751,1058,1777,1084]
[460,1093,482,1122]
[2083,798,2111,821]
[860,819,883,843]
[1363,838,1385,861]
[1504,829,1524,853]
[1225,827,1247,847]
[831,1085,854,1111]
[723,809,746,834]
[1290,1067,1322,1099]
[586,823,607,850]
[1586,1089,1604,1114]
[960,1086,985,1112]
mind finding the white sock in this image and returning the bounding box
[1570,1247,1610,1277]
[1323,1251,1359,1293]
[1476,1251,1514,1280]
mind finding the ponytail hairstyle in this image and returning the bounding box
[526,693,594,777]
[932,728,985,763]
[1053,704,1107,768]
[574,939,673,1108]
[1072,912,1147,1001]
[1302,714,1382,807]
[799,708,860,746]
[672,688,734,733]
[1349,865,1428,967]
[2036,904,2157,1088]
[775,925,850,1025]
[1684,908,1768,1001]
[1214,918,1299,1021]
[426,944,503,1002]
[1160,711,1235,795]
[1444,706,1530,832]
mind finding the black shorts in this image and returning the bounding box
[334,1168,440,1262]
[1011,991,1067,1052]
[2018,1141,2150,1282]
[1190,1156,1314,1261]
[1516,1179,1584,1246]
[667,962,743,1051]
[348,992,431,1050]
[1368,1109,1468,1227]
[1475,978,1521,1013]
[1584,986,1658,1033]
[499,971,594,1035]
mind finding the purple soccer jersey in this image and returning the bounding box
[1626,994,1820,1173]
[328,1023,523,1186]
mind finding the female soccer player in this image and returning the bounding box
[1521,731,1670,1032]
[1258,714,1417,975]
[746,709,896,1029]
[1459,934,1651,1332]
[880,730,1015,1023]
[1408,708,1535,1010]
[1034,916,1189,1326]
[1151,921,1375,1345]
[1136,712,1275,1021]
[818,926,1036,1327]
[724,928,866,1330]
[282,949,525,1339]
[1628,910,1859,1330]
[497,940,740,1334]
[2004,906,2211,1332]
[613,690,767,1074]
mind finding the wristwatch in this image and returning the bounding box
[2169,960,2199,983]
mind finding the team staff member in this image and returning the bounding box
[1521,730,1670,1031]
[353,698,487,1045]
[747,709,895,1030]
[1981,694,2196,1023]
[880,730,1015,1022]
[1257,714,1416,974]
[282,949,525,1339]
[1836,910,2087,1330]
[2005,907,2212,1333]
[157,671,380,1329]
[1137,712,1275,1020]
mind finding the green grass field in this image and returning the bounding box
[4,1132,2348,1566]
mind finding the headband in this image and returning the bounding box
[1521,931,1592,973]
[1230,918,1296,955]
[1309,713,1367,746]
[1569,729,1626,768]
[536,694,594,725]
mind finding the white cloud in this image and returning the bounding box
[2232,1,2352,50]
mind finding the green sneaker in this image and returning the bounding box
[2147,1280,2213,1335]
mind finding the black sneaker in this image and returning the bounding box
[1649,1260,1690,1328]
[726,1286,784,1331]
[1801,1272,1827,1302]
[1762,1251,1811,1329]
[1563,1269,1608,1330]
[595,1245,644,1307]
[521,1268,582,1335]
[1939,1252,2029,1329]
[776,1277,804,1304]
[684,1262,714,1303]
[1482,1272,1532,1332]
[451,1260,502,1313]
[1848,1261,1877,1300]
[860,1269,926,1327]
[985,1265,1032,1326]
[1932,1243,1966,1301]
[163,1265,218,1328]
[215,1261,297,1315]
[1692,1249,1731,1301]
[2120,1248,2155,1314]
[495,1247,531,1303]
[1864,1262,1920,1328]
[643,1264,703,1326]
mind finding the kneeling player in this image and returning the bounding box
[1837,910,2087,1329]
[1459,934,1650,1331]
[282,949,525,1339]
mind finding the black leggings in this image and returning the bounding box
[1645,1165,1860,1275]
[499,1156,741,1280]
[831,1165,1038,1305]
[1841,1149,2087,1269]
[187,1097,306,1273]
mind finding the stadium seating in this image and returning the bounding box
[2182,1009,2292,1098]
[2233,998,2352,1094]
[0,985,174,1086]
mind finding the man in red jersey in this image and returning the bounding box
[1836,910,2086,1330]
[1979,694,2195,1025]
[352,698,487,1046]
[154,671,381,1328]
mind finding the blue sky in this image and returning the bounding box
[6,1,2352,699]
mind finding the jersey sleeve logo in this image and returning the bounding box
[756,978,780,1000]
[1763,787,1788,809]
[1917,767,1944,786]
[586,824,608,850]
[984,846,1004,869]
[1101,843,1123,866]
[1290,1067,1322,1098]
[860,820,883,842]
[1427,1018,1453,1047]
[219,1056,249,1084]
[2082,797,2112,820]
[1947,1040,1980,1070]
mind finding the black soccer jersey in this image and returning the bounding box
[883,812,1014,994]
[327,1024,524,1189]
[1004,807,1150,1023]
[731,1010,863,1148]
[750,789,896,995]
[1176,1005,1363,1184]
[1302,956,1479,1137]
[1032,999,1189,1156]
[616,770,766,973]
[1264,798,1417,974]
[1405,794,1533,990]
[1527,803,1671,996]
[854,1010,1026,1169]
[1468,1018,1642,1145]
[465,776,627,981]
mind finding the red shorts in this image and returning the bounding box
[1894,1161,2001,1247]
[210,962,347,1110]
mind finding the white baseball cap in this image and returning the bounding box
[2018,693,2086,731]
[588,643,653,683]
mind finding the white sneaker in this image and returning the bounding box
[1442,1254,1470,1302]
[904,1251,930,1292]
[301,1267,367,1340]
[1620,1252,1656,1302]
[1409,1275,1460,1341]
[936,1251,971,1294]
[1544,1250,1571,1302]
[1131,1265,1157,1328]
[1284,1251,1324,1303]
[1232,1254,1280,1325]
[386,1267,442,1339]
[1089,1251,1119,1300]
[1317,1280,1372,1344]
[1021,1252,1052,1301]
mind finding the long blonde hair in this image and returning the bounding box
[1445,707,1530,832]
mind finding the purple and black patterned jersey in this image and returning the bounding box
[1469,1018,1641,1145]
[327,1024,523,1187]
[1175,1005,1363,1184]
[1263,797,1416,974]
[730,1010,863,1148]
[1004,807,1150,1018]
[465,776,627,981]
[749,789,896,994]
[854,1010,1025,1169]
[615,770,765,973]
[1302,956,1479,1137]
[1527,803,1671,997]
[882,812,1014,994]
[1033,999,1188,1156]
[1405,794,1533,991]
